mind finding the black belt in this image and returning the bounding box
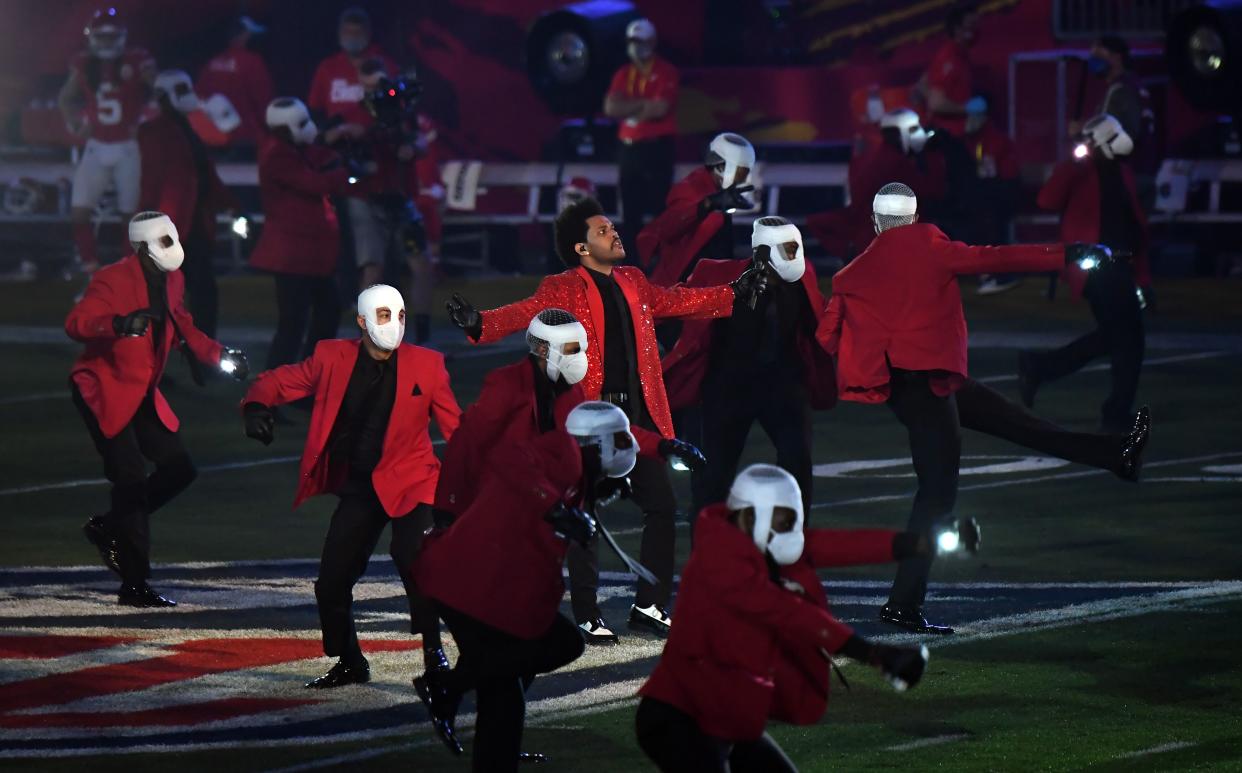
[600,391,629,407]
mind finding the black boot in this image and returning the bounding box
[304,657,370,689]
[424,645,450,674]
[879,604,954,635]
[84,516,122,577]
[414,670,463,755]
[1116,406,1151,483]
[118,582,176,608]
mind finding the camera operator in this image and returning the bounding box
[324,57,435,345]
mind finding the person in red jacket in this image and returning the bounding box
[434,308,700,644]
[604,18,681,257]
[664,217,835,519]
[415,401,635,770]
[69,211,248,607]
[196,16,274,146]
[817,182,1148,634]
[805,108,947,261]
[637,132,756,287]
[637,464,953,772]
[1022,114,1150,433]
[138,70,237,338]
[916,3,978,138]
[445,197,767,636]
[251,97,353,370]
[962,94,1023,295]
[241,284,461,689]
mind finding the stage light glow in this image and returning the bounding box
[231,216,249,239]
[937,530,960,553]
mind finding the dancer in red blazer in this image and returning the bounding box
[68,211,247,607]
[446,197,766,636]
[817,182,1147,635]
[637,132,756,287]
[251,97,353,370]
[416,402,637,769]
[434,308,699,644]
[138,70,237,337]
[637,465,957,772]
[242,284,461,689]
[1023,113,1150,432]
[664,217,836,519]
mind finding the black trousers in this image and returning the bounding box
[635,697,798,773]
[314,489,440,663]
[566,453,678,619]
[438,604,584,773]
[956,377,1124,471]
[691,376,814,521]
[267,273,341,370]
[181,227,218,338]
[885,370,961,610]
[1028,266,1145,432]
[72,385,197,585]
[618,136,675,261]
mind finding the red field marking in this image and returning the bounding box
[0,635,138,659]
[0,637,421,714]
[0,697,319,729]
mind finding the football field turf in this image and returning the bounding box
[1,274,1240,770]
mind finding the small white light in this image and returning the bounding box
[937,530,960,553]
[1073,143,1089,159]
[725,207,738,215]
[348,176,358,185]
[231,216,249,239]
[1078,256,1098,271]
[671,458,690,472]
[219,357,237,374]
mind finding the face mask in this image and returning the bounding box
[528,310,589,384]
[1087,55,1110,77]
[566,401,639,479]
[129,214,184,272]
[340,35,368,55]
[705,133,756,190]
[965,113,986,134]
[628,41,655,63]
[550,348,589,384]
[266,98,318,145]
[357,284,406,351]
[154,71,199,113]
[726,463,805,566]
[752,220,805,283]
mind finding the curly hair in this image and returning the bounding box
[553,197,605,267]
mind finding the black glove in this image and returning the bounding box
[700,183,755,215]
[659,438,706,472]
[446,292,482,341]
[112,308,160,337]
[1065,242,1115,271]
[872,643,929,691]
[730,260,771,309]
[595,476,632,507]
[220,347,249,381]
[544,502,597,547]
[243,402,274,446]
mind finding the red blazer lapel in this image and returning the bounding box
[612,268,644,325]
[574,266,607,360]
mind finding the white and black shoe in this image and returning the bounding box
[579,617,619,645]
[628,604,671,637]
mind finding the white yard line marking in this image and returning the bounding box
[1116,741,1197,759]
[813,450,1242,508]
[975,350,1230,384]
[884,733,971,752]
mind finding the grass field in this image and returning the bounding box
[1,272,1241,771]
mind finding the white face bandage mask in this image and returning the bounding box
[1083,113,1134,159]
[727,463,806,565]
[265,97,319,145]
[705,132,757,198]
[566,401,639,479]
[752,219,805,283]
[527,309,589,385]
[357,284,406,351]
[154,70,200,113]
[129,213,185,272]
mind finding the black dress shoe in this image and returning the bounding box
[579,617,619,645]
[1116,406,1150,483]
[84,517,122,577]
[628,604,671,637]
[879,604,954,635]
[117,583,177,608]
[304,659,370,689]
[1017,350,1040,409]
[519,752,548,764]
[414,673,463,755]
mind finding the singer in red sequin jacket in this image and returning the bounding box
[471,265,734,439]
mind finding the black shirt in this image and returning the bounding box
[142,263,168,346]
[586,268,635,395]
[707,276,809,382]
[328,344,399,478]
[1095,156,1140,255]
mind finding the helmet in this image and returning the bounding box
[86,8,127,59]
[1082,113,1134,159]
[879,108,931,153]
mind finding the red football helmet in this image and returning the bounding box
[85,8,127,59]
